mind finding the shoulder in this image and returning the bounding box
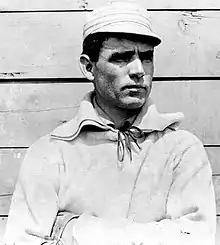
[20,133,64,175]
[156,128,208,162]
[161,128,204,149]
[161,129,210,170]
[27,133,59,156]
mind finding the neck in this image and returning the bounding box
[95,94,140,128]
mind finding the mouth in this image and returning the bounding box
[122,85,146,92]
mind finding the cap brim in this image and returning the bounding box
[86,22,162,47]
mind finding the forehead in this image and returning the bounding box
[101,37,154,53]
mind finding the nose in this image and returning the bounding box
[128,58,145,80]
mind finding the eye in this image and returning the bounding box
[139,52,154,63]
[109,52,133,63]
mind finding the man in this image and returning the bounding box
[4,1,216,245]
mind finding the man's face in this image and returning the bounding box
[92,36,154,110]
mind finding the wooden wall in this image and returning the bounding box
[0,0,220,244]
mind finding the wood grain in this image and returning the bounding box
[0,149,26,195]
[151,80,220,145]
[0,195,11,218]
[0,217,7,245]
[207,148,220,174]
[216,216,220,245]
[1,0,220,11]
[0,83,89,147]
[0,11,220,78]
[214,176,220,215]
[0,81,219,147]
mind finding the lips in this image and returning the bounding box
[122,85,146,91]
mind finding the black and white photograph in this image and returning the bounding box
[0,0,219,244]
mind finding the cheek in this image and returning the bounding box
[97,65,125,91]
[93,69,117,100]
[144,63,154,75]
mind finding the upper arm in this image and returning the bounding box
[4,136,61,245]
[166,131,216,240]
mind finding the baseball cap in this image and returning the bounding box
[83,1,161,46]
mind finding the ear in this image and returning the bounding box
[79,54,95,81]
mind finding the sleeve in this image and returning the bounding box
[4,137,61,245]
[72,132,216,245]
[161,132,216,244]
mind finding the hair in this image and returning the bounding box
[82,32,156,62]
[82,33,108,62]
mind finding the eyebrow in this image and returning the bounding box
[109,49,154,61]
[109,50,135,60]
[138,50,154,59]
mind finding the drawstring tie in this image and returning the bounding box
[117,121,145,163]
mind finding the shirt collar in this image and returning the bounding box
[50,90,184,141]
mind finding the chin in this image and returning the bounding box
[119,97,146,110]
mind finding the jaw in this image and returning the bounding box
[116,95,147,110]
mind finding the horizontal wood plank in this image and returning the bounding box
[151,80,220,145]
[0,146,219,213]
[0,11,220,78]
[0,196,11,218]
[0,81,219,147]
[216,217,220,245]
[1,0,220,11]
[0,149,26,195]
[0,217,7,245]
[214,176,220,215]
[207,148,220,174]
[0,83,89,147]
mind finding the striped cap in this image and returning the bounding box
[83,1,161,46]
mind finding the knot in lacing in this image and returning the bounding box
[117,121,145,163]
